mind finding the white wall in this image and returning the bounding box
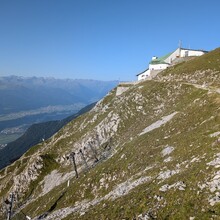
[164,48,181,64]
[137,48,206,81]
[137,69,150,81]
[149,63,169,70]
[116,86,130,96]
[180,49,205,57]
[164,48,206,64]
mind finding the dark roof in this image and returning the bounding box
[136,68,149,76]
[180,48,208,53]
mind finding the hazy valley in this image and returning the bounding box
[0,76,118,145]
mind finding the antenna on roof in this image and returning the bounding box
[178,40,182,49]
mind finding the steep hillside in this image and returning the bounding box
[0,48,220,220]
[0,102,96,170]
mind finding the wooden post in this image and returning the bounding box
[79,149,89,171]
[96,134,101,147]
[70,152,78,179]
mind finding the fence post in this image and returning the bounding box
[6,193,14,220]
[70,152,78,179]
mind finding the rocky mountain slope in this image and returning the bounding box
[0,48,220,219]
[0,102,96,170]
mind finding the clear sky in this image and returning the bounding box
[0,0,219,81]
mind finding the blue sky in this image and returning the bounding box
[0,0,219,81]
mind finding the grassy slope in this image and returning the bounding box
[0,48,220,219]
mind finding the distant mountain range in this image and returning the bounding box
[0,76,118,144]
[0,76,118,115]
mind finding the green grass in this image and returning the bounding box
[158,47,220,87]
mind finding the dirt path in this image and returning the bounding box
[184,83,220,94]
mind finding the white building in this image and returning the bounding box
[137,47,208,81]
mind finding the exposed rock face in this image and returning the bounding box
[0,48,220,219]
[159,181,186,192]
[139,112,178,136]
[116,85,130,96]
[161,146,174,157]
[12,156,43,196]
